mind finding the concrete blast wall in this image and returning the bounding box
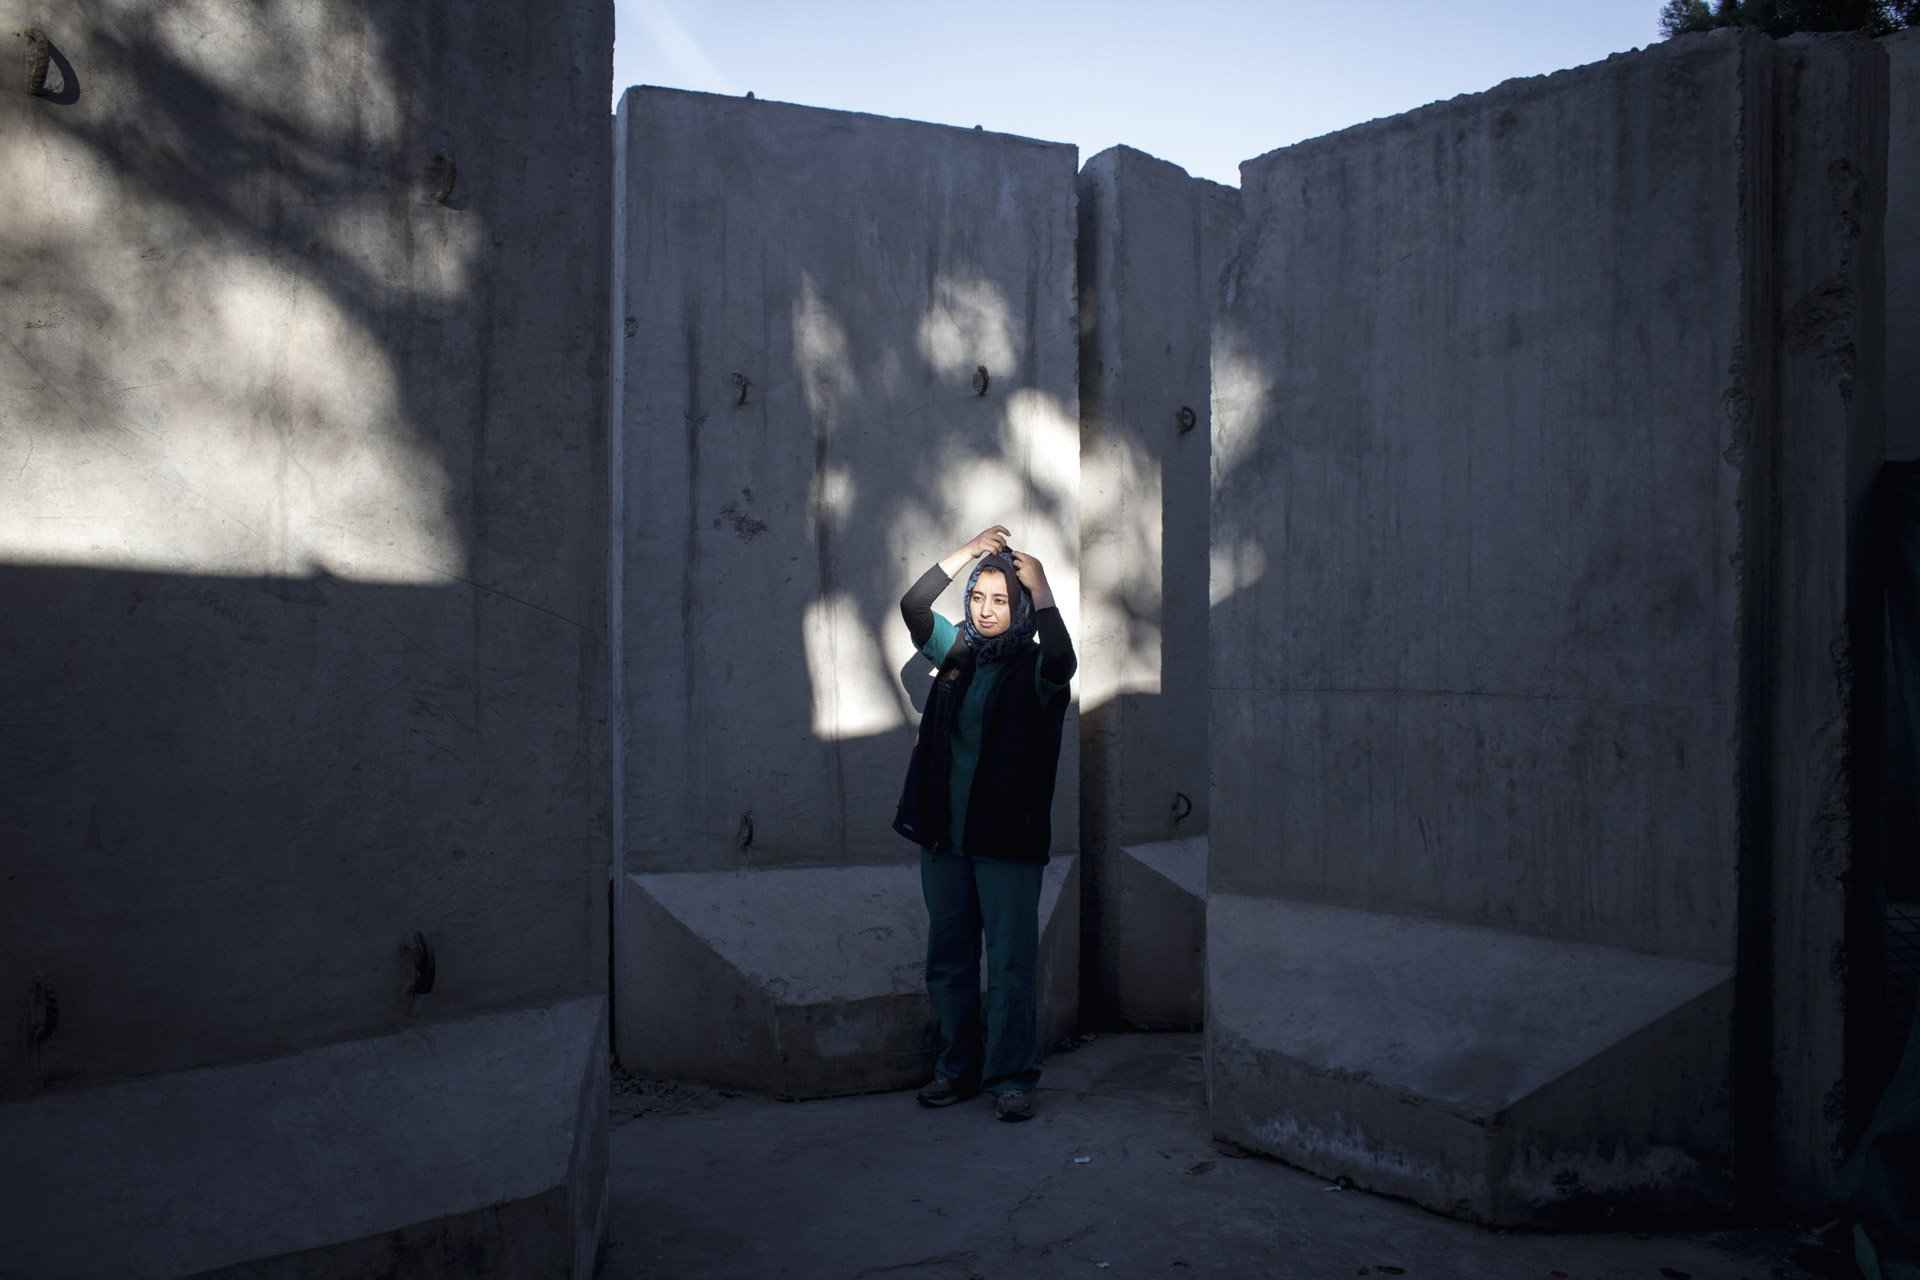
[1209,29,1884,1223]
[1078,146,1240,1027]
[1888,31,1919,460]
[613,89,1080,1096]
[1882,32,1920,1052]
[0,3,612,1274]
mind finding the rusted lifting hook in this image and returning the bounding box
[406,931,436,995]
[21,27,49,95]
[27,972,57,1043]
[422,150,456,206]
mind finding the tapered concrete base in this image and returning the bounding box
[1116,836,1207,1028]
[619,858,1079,1098]
[0,997,609,1279]
[1207,895,1735,1227]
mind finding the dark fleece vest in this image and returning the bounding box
[893,629,1069,864]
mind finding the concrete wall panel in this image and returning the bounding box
[613,88,1080,877]
[1887,31,1919,459]
[619,859,1077,1098]
[1208,28,1885,1217]
[1078,146,1238,1024]
[1207,896,1734,1227]
[0,998,608,1279]
[1763,34,1888,1208]
[0,1,612,1100]
[0,2,611,1270]
[1211,33,1751,961]
[1116,836,1207,1028]
[612,89,1079,1091]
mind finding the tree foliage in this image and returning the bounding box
[1659,0,1920,37]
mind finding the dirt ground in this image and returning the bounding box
[599,1031,1817,1280]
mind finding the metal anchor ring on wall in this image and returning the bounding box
[422,150,456,206]
[21,27,49,95]
[406,931,436,995]
[28,972,57,1043]
[1171,791,1193,822]
[973,365,990,397]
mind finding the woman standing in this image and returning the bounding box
[894,524,1076,1122]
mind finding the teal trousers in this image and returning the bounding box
[919,848,1043,1094]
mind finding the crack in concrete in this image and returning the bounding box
[848,1248,981,1278]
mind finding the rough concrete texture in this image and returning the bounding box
[603,1030,1808,1280]
[1116,836,1208,1028]
[611,87,1080,879]
[611,87,1080,1095]
[1208,28,1884,1217]
[1762,35,1888,1210]
[1207,895,1735,1227]
[0,1,613,1101]
[1888,31,1919,459]
[0,997,608,1279]
[619,859,1078,1097]
[1078,146,1240,1025]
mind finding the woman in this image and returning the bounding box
[894,523,1076,1122]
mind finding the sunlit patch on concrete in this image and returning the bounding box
[916,272,1021,386]
[1080,430,1164,705]
[1209,323,1272,480]
[803,591,905,739]
[0,262,463,583]
[793,272,859,430]
[1208,536,1268,607]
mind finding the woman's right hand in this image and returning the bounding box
[961,525,1011,559]
[939,525,1010,578]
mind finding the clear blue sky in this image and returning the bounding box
[611,1,1668,186]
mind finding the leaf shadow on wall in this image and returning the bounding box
[1,2,611,1098]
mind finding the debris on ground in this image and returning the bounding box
[1055,1033,1098,1055]
[609,1068,730,1120]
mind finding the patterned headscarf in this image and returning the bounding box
[961,552,1036,664]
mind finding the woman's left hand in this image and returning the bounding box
[1009,551,1054,608]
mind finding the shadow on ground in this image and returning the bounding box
[603,1031,1811,1280]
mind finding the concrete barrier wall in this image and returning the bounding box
[1208,28,1884,1220]
[0,0,611,1097]
[1888,30,1918,460]
[1078,146,1239,1026]
[1212,33,1752,959]
[611,88,1080,1093]
[613,89,1079,877]
[1764,33,1888,1211]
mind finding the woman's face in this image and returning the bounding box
[969,569,1013,637]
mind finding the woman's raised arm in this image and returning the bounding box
[902,525,1012,647]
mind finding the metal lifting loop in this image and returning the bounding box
[21,28,49,96]
[422,150,455,205]
[406,931,436,995]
